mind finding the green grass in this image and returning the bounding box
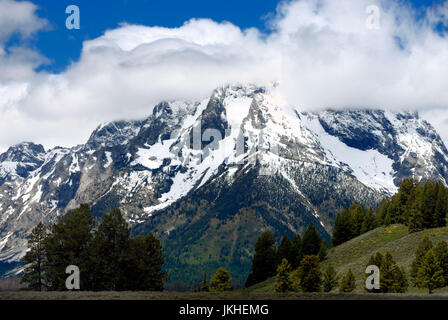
[248,224,448,294]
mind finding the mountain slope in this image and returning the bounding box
[0,84,447,284]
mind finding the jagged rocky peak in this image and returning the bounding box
[87,120,143,149]
[152,101,173,118]
[0,142,45,163]
[317,110,400,155]
[0,142,46,183]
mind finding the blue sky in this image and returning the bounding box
[29,0,279,72]
[15,0,446,73]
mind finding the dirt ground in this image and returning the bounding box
[1,291,448,300]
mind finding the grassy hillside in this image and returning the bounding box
[248,224,448,294]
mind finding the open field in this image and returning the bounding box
[2,291,448,300]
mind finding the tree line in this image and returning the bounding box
[21,204,167,291]
[245,224,328,288]
[377,179,448,232]
[332,179,448,246]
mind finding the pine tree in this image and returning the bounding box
[200,272,209,292]
[274,259,292,293]
[20,222,48,291]
[376,198,390,225]
[322,264,339,292]
[90,208,131,291]
[291,233,303,269]
[122,233,167,291]
[422,182,438,229]
[302,224,321,255]
[332,208,353,246]
[380,251,408,293]
[43,204,95,290]
[360,208,377,234]
[407,188,425,232]
[350,203,366,236]
[432,240,448,284]
[396,179,419,223]
[385,197,400,224]
[276,236,294,266]
[339,269,356,293]
[209,268,232,292]
[318,240,328,261]
[293,255,321,292]
[415,250,445,294]
[411,235,433,284]
[246,231,277,287]
[434,184,448,228]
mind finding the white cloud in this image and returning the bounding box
[0,0,448,152]
[0,0,47,45]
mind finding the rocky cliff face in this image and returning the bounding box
[0,84,447,284]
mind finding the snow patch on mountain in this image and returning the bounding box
[301,114,397,193]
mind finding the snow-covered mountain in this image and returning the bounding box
[1,84,447,283]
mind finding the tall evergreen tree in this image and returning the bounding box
[432,240,448,283]
[411,235,433,284]
[20,222,48,291]
[43,204,95,290]
[376,198,390,225]
[379,251,408,293]
[200,272,209,292]
[421,182,438,229]
[350,203,366,236]
[434,184,448,228]
[122,233,167,291]
[245,231,277,287]
[291,233,303,269]
[407,187,425,232]
[416,250,445,294]
[396,179,419,224]
[360,208,377,234]
[90,209,131,291]
[276,236,294,265]
[302,224,321,255]
[332,208,353,246]
[292,255,321,292]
